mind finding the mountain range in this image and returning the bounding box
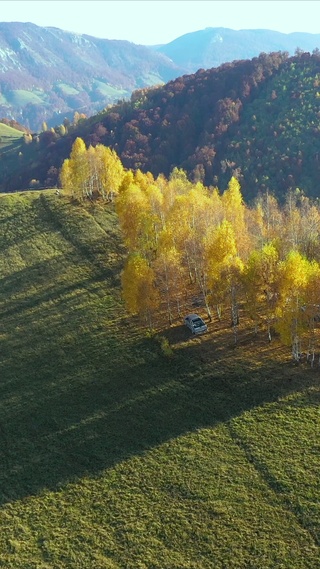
[0,22,320,131]
[1,49,320,204]
[156,27,320,71]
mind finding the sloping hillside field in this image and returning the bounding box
[0,191,319,568]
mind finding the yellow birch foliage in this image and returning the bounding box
[154,240,185,323]
[254,192,284,245]
[134,169,155,192]
[117,171,165,259]
[221,177,245,229]
[69,137,89,200]
[209,186,224,227]
[205,220,243,314]
[299,260,320,329]
[275,250,312,346]
[168,183,211,256]
[116,180,149,251]
[59,158,73,197]
[60,139,125,201]
[167,183,214,317]
[221,176,251,258]
[168,167,193,196]
[242,243,280,335]
[145,183,165,246]
[94,144,125,200]
[118,171,135,194]
[245,203,265,250]
[86,145,99,196]
[299,198,320,260]
[304,261,320,309]
[205,220,237,278]
[243,250,263,327]
[160,168,192,219]
[121,253,159,316]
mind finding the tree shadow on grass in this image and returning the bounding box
[0,304,318,506]
[0,233,318,505]
[1,267,91,320]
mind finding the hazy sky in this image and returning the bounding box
[1,1,319,45]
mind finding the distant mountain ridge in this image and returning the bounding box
[0,22,182,130]
[0,22,320,131]
[154,27,320,71]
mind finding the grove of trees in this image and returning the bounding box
[60,137,125,201]
[60,138,320,364]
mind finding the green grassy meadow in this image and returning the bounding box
[0,190,319,568]
[9,90,45,107]
[92,81,129,99]
[0,123,24,149]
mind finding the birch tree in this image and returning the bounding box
[206,220,243,341]
[121,253,160,327]
[242,243,280,340]
[275,251,312,361]
[169,183,214,319]
[94,144,125,201]
[154,233,185,324]
[301,261,320,365]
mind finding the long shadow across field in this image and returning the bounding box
[0,285,318,506]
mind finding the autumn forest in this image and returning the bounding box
[60,136,320,364]
[2,50,320,204]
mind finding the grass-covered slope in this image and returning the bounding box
[0,191,319,568]
[0,122,24,148]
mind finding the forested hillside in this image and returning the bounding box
[1,50,320,203]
